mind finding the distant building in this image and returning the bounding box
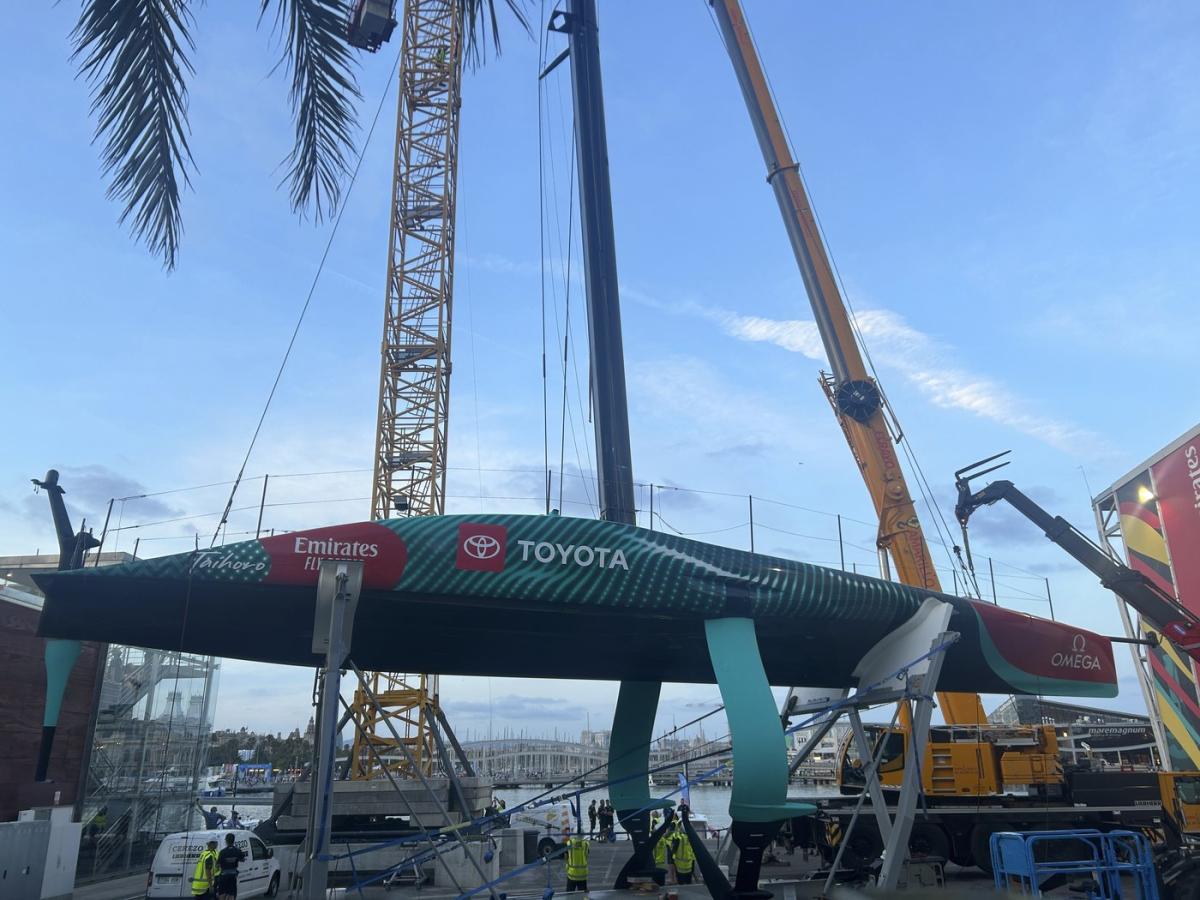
[989,697,1158,769]
[790,722,850,782]
[989,697,1150,728]
[581,729,610,749]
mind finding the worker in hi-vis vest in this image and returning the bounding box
[192,839,219,898]
[565,831,590,892]
[670,821,696,884]
[653,825,669,870]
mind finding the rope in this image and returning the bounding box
[325,634,955,895]
[556,135,577,514]
[700,1,976,594]
[538,0,551,513]
[207,43,402,547]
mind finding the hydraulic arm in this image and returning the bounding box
[709,0,985,724]
[955,451,1200,660]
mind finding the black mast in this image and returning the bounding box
[560,0,636,526]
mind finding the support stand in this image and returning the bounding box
[302,560,362,900]
[785,598,957,894]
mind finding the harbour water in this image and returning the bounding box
[201,783,835,833]
[496,783,834,832]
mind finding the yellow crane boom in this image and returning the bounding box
[710,0,985,725]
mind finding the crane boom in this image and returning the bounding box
[955,453,1200,658]
[710,0,985,725]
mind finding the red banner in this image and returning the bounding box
[1152,439,1200,617]
[973,601,1117,686]
[260,522,408,590]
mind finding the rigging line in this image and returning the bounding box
[702,6,956,579]
[458,123,486,514]
[541,59,594,515]
[270,467,371,479]
[738,4,968,588]
[540,63,571,499]
[112,499,125,554]
[753,522,845,544]
[208,44,402,548]
[993,557,1057,580]
[897,426,974,584]
[112,478,242,501]
[897,435,967,584]
[545,48,596,510]
[652,509,748,538]
[538,0,551,514]
[556,132,578,513]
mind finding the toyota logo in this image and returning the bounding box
[463,534,501,560]
[1072,634,1087,653]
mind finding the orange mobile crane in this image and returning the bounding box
[708,0,985,727]
[709,5,1200,883]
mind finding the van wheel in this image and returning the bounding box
[266,872,280,897]
[538,837,558,858]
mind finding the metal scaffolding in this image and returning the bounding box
[355,0,463,780]
[346,672,440,779]
[370,0,461,521]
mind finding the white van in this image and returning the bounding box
[146,829,281,898]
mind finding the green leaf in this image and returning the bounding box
[460,0,531,67]
[72,0,196,270]
[260,0,363,221]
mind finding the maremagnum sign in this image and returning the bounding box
[36,513,1117,698]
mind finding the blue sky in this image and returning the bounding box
[3,1,1199,738]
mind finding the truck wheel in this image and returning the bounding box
[266,873,280,897]
[970,823,1012,875]
[908,823,950,860]
[538,837,559,858]
[842,828,883,868]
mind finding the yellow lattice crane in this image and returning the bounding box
[344,0,464,778]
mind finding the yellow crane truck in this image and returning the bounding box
[797,723,1197,873]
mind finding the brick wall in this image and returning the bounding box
[0,598,101,821]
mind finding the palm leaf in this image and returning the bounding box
[72,0,196,270]
[460,0,530,67]
[261,0,362,221]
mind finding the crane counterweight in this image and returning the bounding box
[347,0,398,51]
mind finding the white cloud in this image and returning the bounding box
[715,312,825,358]
[630,355,811,459]
[708,305,1106,456]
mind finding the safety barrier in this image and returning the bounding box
[990,829,1159,900]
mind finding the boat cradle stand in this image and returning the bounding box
[784,597,958,894]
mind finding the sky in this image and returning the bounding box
[3,1,1200,741]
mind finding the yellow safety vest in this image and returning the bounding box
[192,849,218,895]
[672,828,695,874]
[565,837,589,880]
[654,835,668,865]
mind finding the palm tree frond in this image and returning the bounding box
[72,0,196,270]
[460,0,530,68]
[260,0,362,221]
